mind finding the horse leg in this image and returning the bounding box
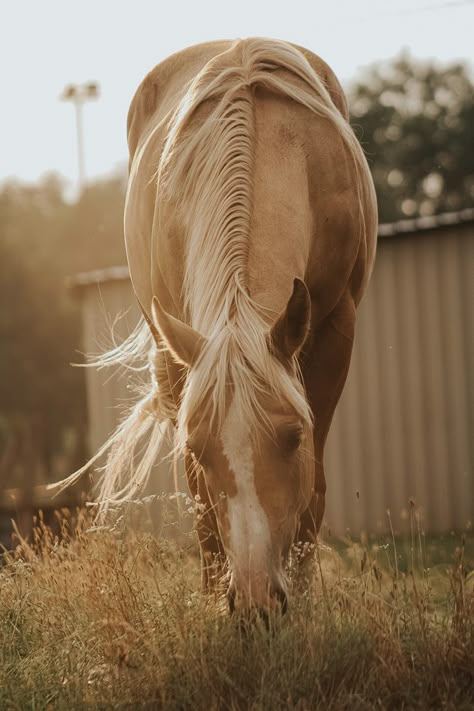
[149,345,226,591]
[297,292,355,548]
[185,453,226,592]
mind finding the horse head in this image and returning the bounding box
[151,278,314,614]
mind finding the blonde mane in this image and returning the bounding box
[157,37,364,445]
[52,38,367,513]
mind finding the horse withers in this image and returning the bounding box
[62,38,377,614]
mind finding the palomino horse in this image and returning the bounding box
[65,39,377,613]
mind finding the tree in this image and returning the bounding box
[0,172,127,489]
[62,173,127,275]
[349,54,474,223]
[0,235,86,488]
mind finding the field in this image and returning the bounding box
[1,509,473,711]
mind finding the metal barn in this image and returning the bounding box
[69,211,474,537]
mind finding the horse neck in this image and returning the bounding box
[247,96,313,323]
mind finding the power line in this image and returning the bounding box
[393,0,474,15]
[348,0,474,23]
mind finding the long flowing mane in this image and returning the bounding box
[158,38,365,446]
[53,38,367,513]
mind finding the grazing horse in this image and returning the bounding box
[66,38,377,613]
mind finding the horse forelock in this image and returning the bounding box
[175,310,312,456]
[157,37,366,446]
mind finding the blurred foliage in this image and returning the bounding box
[0,172,126,488]
[349,53,474,222]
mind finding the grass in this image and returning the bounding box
[0,508,473,710]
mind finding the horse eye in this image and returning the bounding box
[280,427,304,452]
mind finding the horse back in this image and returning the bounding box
[127,40,348,166]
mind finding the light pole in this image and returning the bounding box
[61,82,99,190]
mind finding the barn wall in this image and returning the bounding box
[79,279,192,540]
[324,224,473,536]
[81,280,141,455]
[77,223,473,537]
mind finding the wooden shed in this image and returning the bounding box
[69,210,474,537]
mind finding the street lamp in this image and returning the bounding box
[60,82,100,190]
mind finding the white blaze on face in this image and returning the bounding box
[220,397,272,580]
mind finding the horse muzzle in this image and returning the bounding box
[228,572,288,616]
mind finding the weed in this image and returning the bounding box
[1,509,473,710]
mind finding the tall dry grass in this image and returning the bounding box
[1,507,473,710]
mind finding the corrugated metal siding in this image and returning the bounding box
[79,281,191,539]
[82,281,141,454]
[324,225,473,536]
[77,223,473,536]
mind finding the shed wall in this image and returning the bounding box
[325,225,473,536]
[80,282,192,539]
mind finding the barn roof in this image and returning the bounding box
[378,207,474,237]
[66,265,130,288]
[67,208,474,288]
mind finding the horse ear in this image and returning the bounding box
[151,297,206,368]
[269,278,311,361]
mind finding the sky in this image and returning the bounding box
[1,0,473,191]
